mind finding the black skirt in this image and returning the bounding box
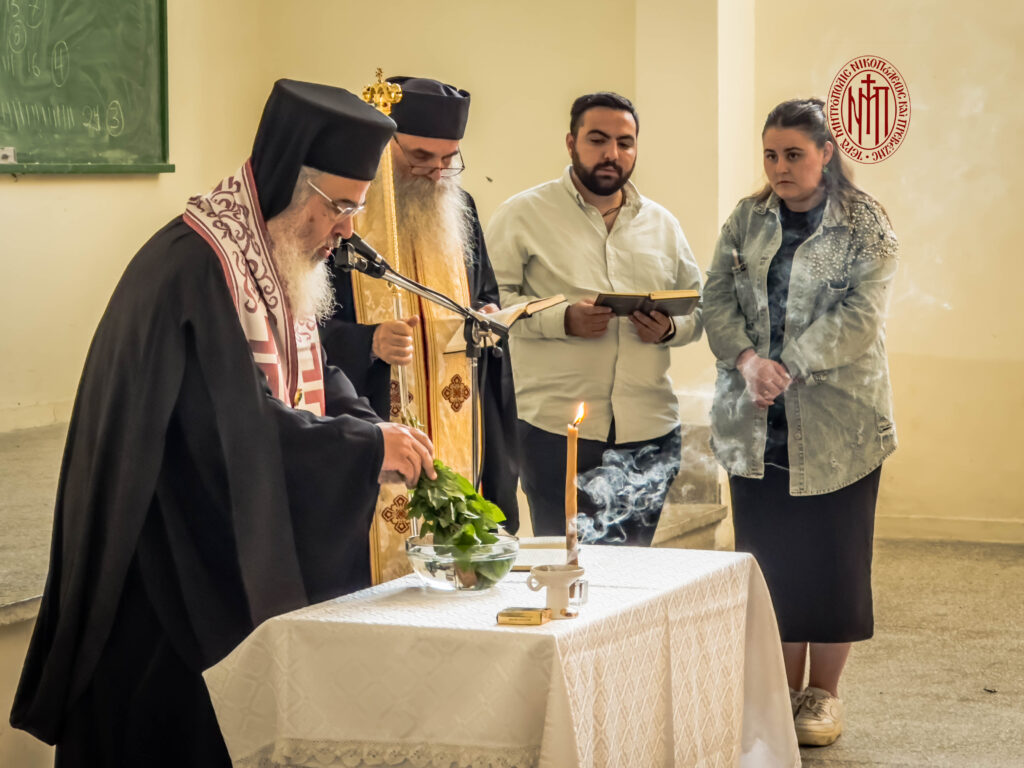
[730,464,881,643]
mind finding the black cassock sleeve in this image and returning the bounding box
[465,193,500,309]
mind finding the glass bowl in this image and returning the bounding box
[405,533,519,592]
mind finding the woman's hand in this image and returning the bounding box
[736,348,791,408]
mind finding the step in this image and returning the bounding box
[670,424,720,506]
[652,502,728,550]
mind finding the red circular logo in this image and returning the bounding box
[827,56,910,164]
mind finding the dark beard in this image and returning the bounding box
[571,147,634,196]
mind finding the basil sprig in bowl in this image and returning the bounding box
[405,460,518,591]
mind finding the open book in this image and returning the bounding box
[443,295,565,353]
[483,294,565,330]
[594,289,699,317]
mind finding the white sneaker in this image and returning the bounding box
[794,686,843,746]
[789,687,807,718]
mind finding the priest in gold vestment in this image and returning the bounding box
[322,76,520,583]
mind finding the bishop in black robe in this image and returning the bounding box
[10,79,413,767]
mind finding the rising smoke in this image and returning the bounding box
[576,428,683,545]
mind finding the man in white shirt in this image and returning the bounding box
[488,92,702,545]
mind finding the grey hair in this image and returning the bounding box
[288,165,320,210]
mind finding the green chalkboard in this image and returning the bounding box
[0,0,172,173]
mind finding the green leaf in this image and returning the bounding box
[426,486,445,508]
[477,530,499,545]
[455,473,476,496]
[410,459,504,547]
[475,558,513,585]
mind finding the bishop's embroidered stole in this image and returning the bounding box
[183,160,327,417]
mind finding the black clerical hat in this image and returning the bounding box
[251,79,396,220]
[387,76,471,140]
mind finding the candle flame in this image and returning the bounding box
[573,402,586,426]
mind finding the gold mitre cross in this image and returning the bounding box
[361,68,402,114]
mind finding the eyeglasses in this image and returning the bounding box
[306,180,366,220]
[392,139,466,177]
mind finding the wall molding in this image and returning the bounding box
[0,401,73,433]
[876,514,1024,545]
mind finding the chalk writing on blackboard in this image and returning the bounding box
[50,39,67,87]
[0,0,171,172]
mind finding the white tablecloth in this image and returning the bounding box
[205,547,800,768]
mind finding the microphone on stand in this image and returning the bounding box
[337,233,509,341]
[338,233,391,278]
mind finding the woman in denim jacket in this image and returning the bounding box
[704,98,898,748]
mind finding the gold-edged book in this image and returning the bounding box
[485,294,565,329]
[497,607,551,625]
[594,289,699,317]
[444,295,566,353]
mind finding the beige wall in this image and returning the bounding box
[260,0,636,223]
[0,0,636,430]
[659,0,758,424]
[637,0,723,423]
[0,3,270,430]
[754,0,1024,541]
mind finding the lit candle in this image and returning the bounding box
[566,402,585,565]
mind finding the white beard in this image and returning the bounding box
[392,171,473,265]
[266,212,336,324]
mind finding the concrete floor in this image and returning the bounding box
[800,538,1024,767]
[1,425,1022,766]
[0,424,64,608]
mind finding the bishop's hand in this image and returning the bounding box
[378,422,436,486]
